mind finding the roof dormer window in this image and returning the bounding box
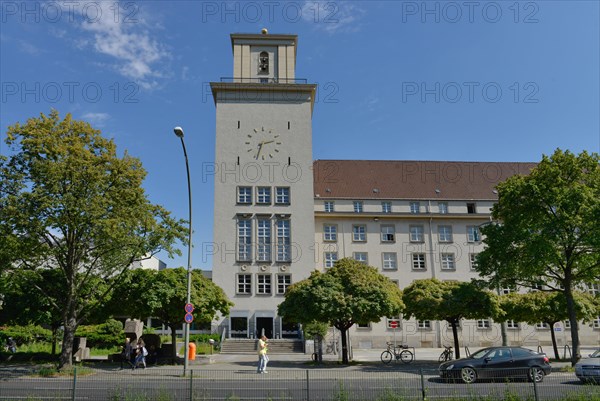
[258,51,269,74]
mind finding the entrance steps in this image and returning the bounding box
[220,339,304,354]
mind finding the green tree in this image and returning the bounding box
[111,267,232,359]
[477,149,600,365]
[0,111,186,368]
[278,258,404,364]
[500,291,599,360]
[402,279,501,359]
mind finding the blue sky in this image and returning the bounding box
[1,1,599,269]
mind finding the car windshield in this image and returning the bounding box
[590,349,600,358]
[471,349,492,359]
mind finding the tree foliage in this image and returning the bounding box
[0,111,187,368]
[110,267,232,359]
[500,291,599,360]
[278,258,404,364]
[477,149,600,365]
[402,279,501,358]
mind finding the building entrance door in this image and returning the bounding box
[256,317,273,339]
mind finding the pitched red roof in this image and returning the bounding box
[313,160,536,200]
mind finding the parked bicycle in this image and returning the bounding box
[439,345,454,362]
[381,342,413,364]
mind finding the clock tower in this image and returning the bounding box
[210,31,317,340]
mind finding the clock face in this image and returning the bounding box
[245,127,282,160]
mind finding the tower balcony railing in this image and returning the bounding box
[219,77,308,84]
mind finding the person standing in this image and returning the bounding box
[133,338,147,370]
[121,338,133,369]
[256,335,269,374]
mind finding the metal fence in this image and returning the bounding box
[1,367,600,401]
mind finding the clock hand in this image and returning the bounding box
[262,140,274,145]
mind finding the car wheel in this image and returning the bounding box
[461,367,477,384]
[528,367,545,383]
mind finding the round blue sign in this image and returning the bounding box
[184,313,194,323]
[185,303,194,313]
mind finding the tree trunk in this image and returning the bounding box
[338,325,349,364]
[548,321,560,360]
[317,334,323,363]
[51,325,59,356]
[565,290,580,366]
[170,323,179,363]
[450,320,461,359]
[58,316,77,369]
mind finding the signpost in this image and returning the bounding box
[184,303,194,324]
[185,313,194,324]
[390,321,398,348]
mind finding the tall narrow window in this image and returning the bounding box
[325,252,338,268]
[438,226,453,242]
[275,187,290,205]
[237,186,252,204]
[410,225,424,242]
[257,218,271,262]
[469,253,478,270]
[323,224,337,242]
[276,219,291,262]
[353,201,363,213]
[257,187,271,204]
[381,225,395,242]
[467,203,477,214]
[381,201,392,213]
[438,202,448,214]
[352,225,366,242]
[410,202,420,214]
[467,226,481,242]
[258,51,269,74]
[324,201,334,212]
[237,274,252,294]
[277,274,291,294]
[237,219,252,262]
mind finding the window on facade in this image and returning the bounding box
[588,283,600,297]
[412,253,426,270]
[410,225,424,242]
[325,252,338,268]
[237,274,252,294]
[506,320,519,329]
[564,320,571,329]
[323,224,337,242]
[501,287,512,295]
[276,219,291,262]
[324,201,334,212]
[237,219,252,261]
[237,186,252,204]
[353,252,368,264]
[469,253,478,271]
[258,51,269,73]
[418,320,431,329]
[353,201,363,213]
[382,253,397,270]
[387,316,401,329]
[257,218,271,262]
[277,274,291,294]
[356,322,371,329]
[256,187,271,204]
[275,187,290,205]
[438,202,448,214]
[467,203,476,214]
[382,201,392,213]
[257,274,272,294]
[438,226,453,242]
[410,202,420,214]
[467,226,481,242]
[594,317,600,329]
[477,319,491,329]
[531,282,544,291]
[352,225,366,242]
[440,253,455,270]
[536,323,549,330]
[381,225,395,242]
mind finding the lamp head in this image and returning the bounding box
[174,126,184,138]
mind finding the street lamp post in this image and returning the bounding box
[174,126,193,375]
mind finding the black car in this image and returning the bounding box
[439,346,551,383]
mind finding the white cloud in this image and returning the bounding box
[82,112,110,126]
[79,2,170,90]
[301,1,366,34]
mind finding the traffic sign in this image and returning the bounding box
[185,303,194,313]
[184,313,194,323]
[390,321,398,329]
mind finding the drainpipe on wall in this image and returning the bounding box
[428,200,442,348]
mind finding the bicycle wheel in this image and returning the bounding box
[380,350,393,364]
[439,351,448,363]
[400,349,413,364]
